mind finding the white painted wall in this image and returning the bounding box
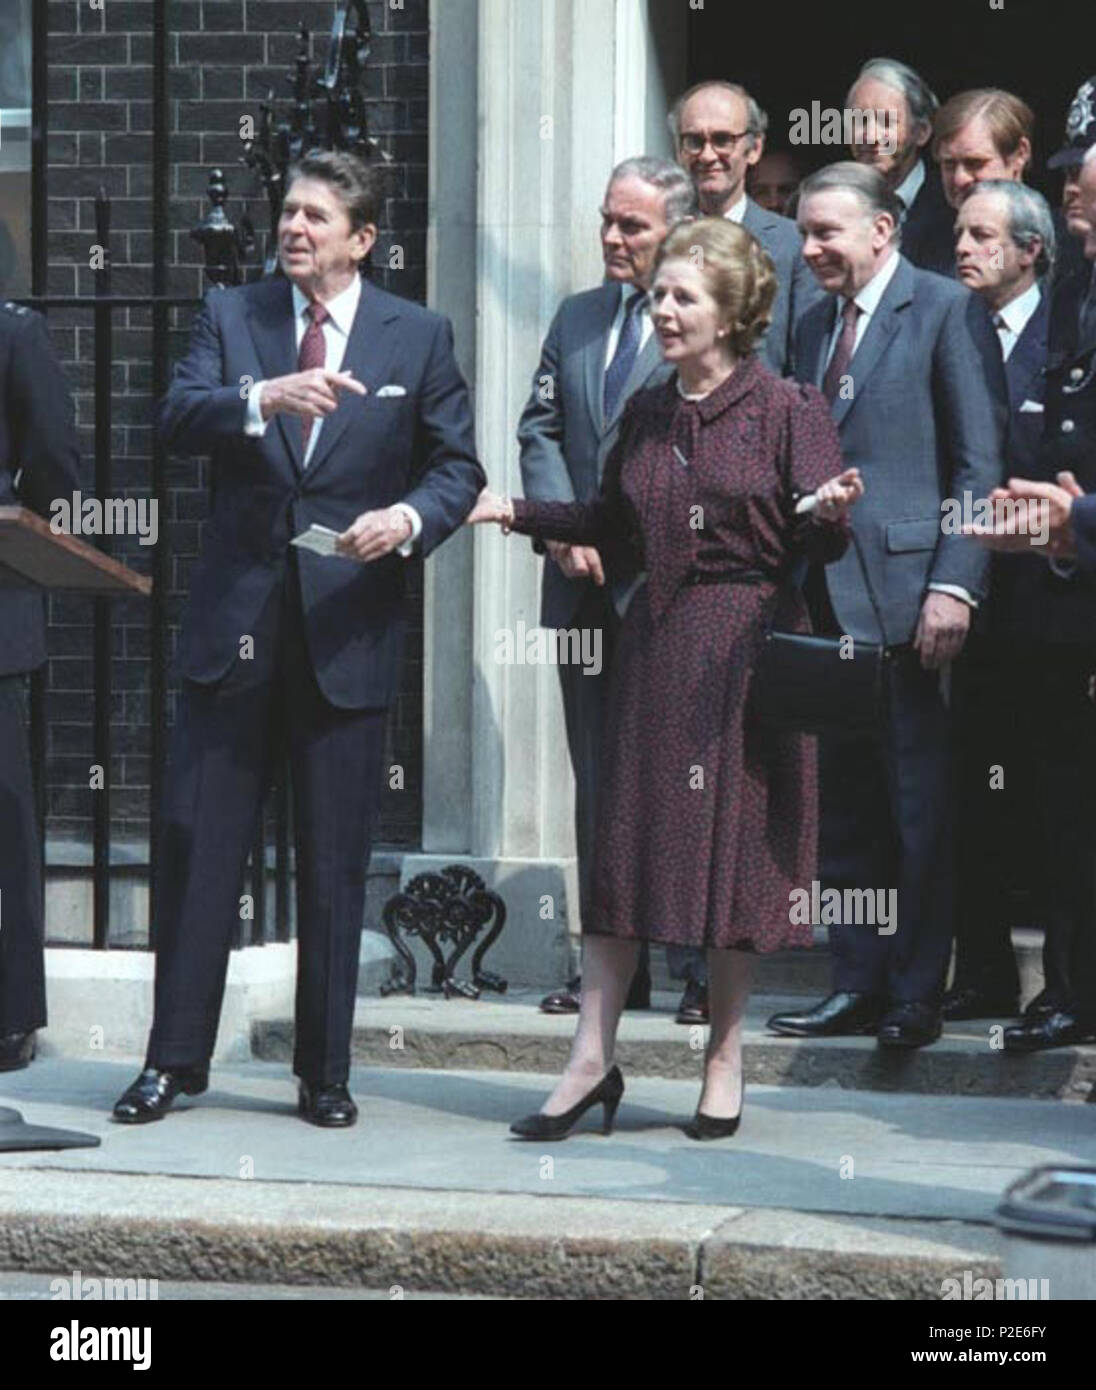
[423,0,686,874]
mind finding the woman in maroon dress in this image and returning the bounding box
[469,219,863,1139]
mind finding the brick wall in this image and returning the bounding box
[41,0,429,849]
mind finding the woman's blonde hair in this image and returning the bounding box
[654,218,777,357]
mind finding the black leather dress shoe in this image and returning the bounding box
[1003,1011,1096,1053]
[540,970,651,1014]
[0,1031,36,1072]
[1021,991,1064,1020]
[299,1080,358,1127]
[675,980,709,1025]
[112,1065,208,1123]
[876,1001,942,1049]
[540,975,581,1014]
[767,991,883,1037]
[941,984,1019,1021]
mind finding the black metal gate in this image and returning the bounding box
[23,0,421,952]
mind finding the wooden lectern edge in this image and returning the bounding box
[0,506,153,597]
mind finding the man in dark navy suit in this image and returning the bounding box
[946,182,1055,1022]
[845,59,955,276]
[966,132,1096,1050]
[113,151,484,1126]
[0,302,81,1072]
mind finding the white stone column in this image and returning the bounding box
[415,0,686,987]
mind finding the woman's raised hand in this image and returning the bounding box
[813,467,864,521]
[465,488,515,528]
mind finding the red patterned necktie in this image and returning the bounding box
[823,298,861,404]
[298,301,329,451]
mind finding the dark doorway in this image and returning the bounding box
[685,0,1082,203]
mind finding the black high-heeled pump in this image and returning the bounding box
[510,1065,624,1140]
[683,1083,744,1141]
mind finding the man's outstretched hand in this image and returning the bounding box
[260,368,367,422]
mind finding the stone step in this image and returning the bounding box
[648,927,1048,1000]
[0,1169,1003,1301]
[252,990,1096,1102]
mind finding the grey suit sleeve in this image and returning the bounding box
[517,306,577,504]
[929,293,1009,599]
[787,252,825,378]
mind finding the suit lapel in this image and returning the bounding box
[303,280,403,482]
[741,197,776,242]
[809,303,835,390]
[246,277,303,472]
[1005,290,1048,409]
[583,284,620,439]
[831,256,913,428]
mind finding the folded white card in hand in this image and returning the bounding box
[290,524,341,557]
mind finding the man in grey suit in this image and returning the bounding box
[669,80,822,376]
[518,157,708,1024]
[768,163,1007,1048]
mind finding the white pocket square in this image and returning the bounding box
[1019,399,1044,413]
[376,384,407,398]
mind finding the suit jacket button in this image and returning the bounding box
[1071,367,1085,382]
[1061,419,1076,433]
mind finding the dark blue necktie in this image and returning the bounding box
[603,291,644,422]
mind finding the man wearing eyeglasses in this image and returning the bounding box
[670,81,823,375]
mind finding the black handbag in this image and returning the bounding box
[751,530,891,737]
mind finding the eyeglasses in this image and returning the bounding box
[679,130,752,156]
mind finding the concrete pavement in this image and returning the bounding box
[0,1054,1091,1297]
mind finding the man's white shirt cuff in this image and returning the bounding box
[245,380,269,436]
[928,582,978,609]
[392,503,423,557]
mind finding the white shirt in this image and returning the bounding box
[893,158,925,214]
[245,276,421,555]
[993,280,1041,362]
[603,283,655,372]
[824,249,901,367]
[825,249,976,610]
[722,192,748,225]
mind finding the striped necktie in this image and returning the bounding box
[603,292,644,422]
[298,301,329,452]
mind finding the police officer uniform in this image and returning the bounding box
[1000,81,1096,1051]
[0,301,81,1070]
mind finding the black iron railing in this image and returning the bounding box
[24,0,398,952]
[25,0,294,952]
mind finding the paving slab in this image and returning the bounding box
[2,1057,1076,1297]
[1,1057,1093,1222]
